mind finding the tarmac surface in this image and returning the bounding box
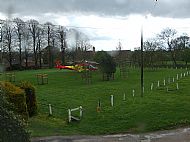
[32,127,190,142]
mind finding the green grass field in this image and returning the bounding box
[1,67,190,137]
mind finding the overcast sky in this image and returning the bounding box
[0,0,190,51]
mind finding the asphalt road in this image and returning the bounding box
[32,127,190,142]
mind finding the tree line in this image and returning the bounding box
[0,18,92,70]
[132,28,190,68]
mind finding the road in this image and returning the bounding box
[32,127,190,142]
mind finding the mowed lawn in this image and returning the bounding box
[2,67,190,137]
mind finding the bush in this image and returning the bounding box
[0,81,28,119]
[19,81,37,117]
[94,51,116,80]
[0,91,30,142]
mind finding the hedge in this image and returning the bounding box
[0,81,28,119]
[0,93,30,142]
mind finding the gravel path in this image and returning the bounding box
[32,127,190,142]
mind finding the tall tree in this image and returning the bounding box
[56,26,67,64]
[143,38,160,68]
[36,25,44,68]
[13,18,25,69]
[174,35,190,66]
[67,28,91,61]
[158,28,177,67]
[22,26,31,68]
[28,19,39,68]
[44,22,54,68]
[2,20,15,70]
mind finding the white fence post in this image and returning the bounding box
[49,104,52,116]
[132,90,135,97]
[68,109,71,122]
[157,81,160,87]
[173,77,175,83]
[163,79,166,86]
[123,93,126,101]
[111,95,114,106]
[176,83,179,90]
[176,74,179,80]
[79,106,83,117]
[151,83,153,91]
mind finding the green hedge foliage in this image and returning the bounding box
[0,81,28,119]
[0,93,30,142]
[19,81,37,117]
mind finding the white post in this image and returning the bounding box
[176,74,179,80]
[187,71,189,76]
[151,83,153,91]
[49,104,52,116]
[68,109,71,122]
[132,90,135,97]
[163,79,166,86]
[111,95,114,106]
[176,67,177,69]
[173,77,175,83]
[181,73,183,78]
[176,83,179,90]
[184,73,186,77]
[157,81,160,87]
[123,93,126,101]
[79,106,83,117]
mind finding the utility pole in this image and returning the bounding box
[0,21,2,64]
[141,25,144,97]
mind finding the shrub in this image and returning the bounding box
[0,91,30,142]
[0,81,28,119]
[94,51,116,80]
[19,81,37,117]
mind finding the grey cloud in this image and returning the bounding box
[0,0,190,18]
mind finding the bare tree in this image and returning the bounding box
[172,35,190,66]
[36,26,45,68]
[28,19,39,68]
[13,18,25,69]
[158,28,177,67]
[56,26,67,64]
[22,28,31,68]
[44,22,55,68]
[67,29,91,61]
[144,38,160,68]
[2,20,15,69]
